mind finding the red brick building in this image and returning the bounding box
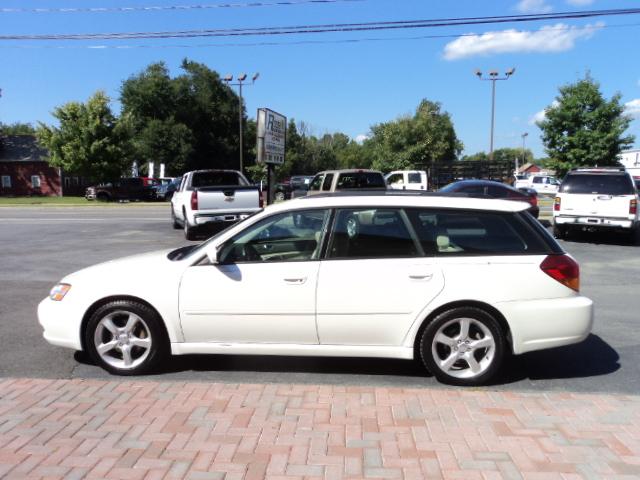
[0,135,61,196]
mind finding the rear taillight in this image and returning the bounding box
[190,191,198,211]
[554,196,561,211]
[540,255,580,292]
[630,198,637,215]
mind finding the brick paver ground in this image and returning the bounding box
[0,378,639,479]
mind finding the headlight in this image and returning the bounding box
[49,284,71,301]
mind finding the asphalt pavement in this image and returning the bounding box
[0,204,638,394]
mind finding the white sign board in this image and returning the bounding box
[257,108,286,165]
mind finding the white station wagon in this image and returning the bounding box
[39,193,593,386]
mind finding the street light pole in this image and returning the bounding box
[519,132,528,174]
[223,73,259,173]
[474,68,516,161]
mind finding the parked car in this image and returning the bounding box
[39,192,593,386]
[171,169,262,240]
[553,167,639,239]
[153,177,180,201]
[515,174,560,195]
[440,180,539,218]
[274,175,314,201]
[85,177,157,202]
[385,170,428,191]
[307,169,387,195]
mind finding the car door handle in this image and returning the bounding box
[409,273,433,280]
[284,277,307,285]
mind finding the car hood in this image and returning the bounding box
[60,249,177,285]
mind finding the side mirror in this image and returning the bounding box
[205,244,220,264]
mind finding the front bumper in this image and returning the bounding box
[497,295,594,355]
[554,215,634,229]
[38,297,83,351]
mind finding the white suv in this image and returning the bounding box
[39,193,593,386]
[553,167,639,239]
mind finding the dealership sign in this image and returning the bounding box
[257,108,286,165]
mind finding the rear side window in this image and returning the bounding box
[192,171,246,188]
[560,173,635,195]
[408,173,422,184]
[405,209,550,256]
[327,208,418,259]
[336,172,386,189]
[321,174,334,191]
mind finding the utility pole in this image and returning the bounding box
[223,73,259,173]
[474,68,516,161]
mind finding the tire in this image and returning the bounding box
[96,193,110,202]
[553,224,567,240]
[274,191,286,202]
[419,307,505,386]
[184,214,197,240]
[84,300,168,376]
[171,207,181,230]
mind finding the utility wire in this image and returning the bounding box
[0,0,365,14]
[0,7,638,41]
[0,22,630,50]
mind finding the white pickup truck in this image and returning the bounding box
[171,170,262,240]
[514,174,560,195]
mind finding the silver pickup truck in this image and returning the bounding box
[171,170,262,240]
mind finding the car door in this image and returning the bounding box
[178,208,330,344]
[315,207,444,346]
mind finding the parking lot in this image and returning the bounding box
[1,204,638,394]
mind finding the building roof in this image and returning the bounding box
[0,135,48,163]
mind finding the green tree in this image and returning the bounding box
[367,99,462,172]
[36,91,132,181]
[538,75,634,177]
[1,122,36,136]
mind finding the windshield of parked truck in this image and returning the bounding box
[560,173,635,195]
[191,171,248,188]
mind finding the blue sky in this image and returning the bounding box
[1,0,639,158]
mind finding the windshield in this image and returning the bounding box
[191,171,247,188]
[560,173,635,195]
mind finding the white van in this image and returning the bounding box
[385,170,428,191]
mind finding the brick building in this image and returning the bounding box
[0,135,61,196]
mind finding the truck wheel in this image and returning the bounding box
[275,191,285,202]
[184,219,197,240]
[97,193,110,202]
[171,208,181,229]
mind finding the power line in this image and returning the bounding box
[0,0,365,14]
[0,22,631,50]
[0,7,638,41]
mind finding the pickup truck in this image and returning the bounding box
[514,174,560,195]
[171,170,262,240]
[85,177,159,202]
[385,170,428,191]
[306,169,387,195]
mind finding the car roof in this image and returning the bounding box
[265,191,529,213]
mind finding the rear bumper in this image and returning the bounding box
[193,209,260,226]
[554,215,634,229]
[497,295,593,355]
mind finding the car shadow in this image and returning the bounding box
[74,334,619,386]
[492,334,620,385]
[561,230,638,246]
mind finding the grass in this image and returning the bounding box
[0,196,161,206]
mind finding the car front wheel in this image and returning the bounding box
[85,300,168,376]
[419,307,505,386]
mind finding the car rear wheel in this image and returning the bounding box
[184,216,197,240]
[419,307,505,386]
[274,191,286,202]
[85,300,168,376]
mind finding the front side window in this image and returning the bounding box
[308,174,324,192]
[387,173,404,185]
[219,209,329,264]
[1,175,11,188]
[31,175,41,188]
[327,208,418,259]
[406,209,548,256]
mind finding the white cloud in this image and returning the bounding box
[625,99,640,118]
[443,22,603,61]
[516,0,553,13]
[529,101,559,125]
[355,134,369,144]
[566,0,594,6]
